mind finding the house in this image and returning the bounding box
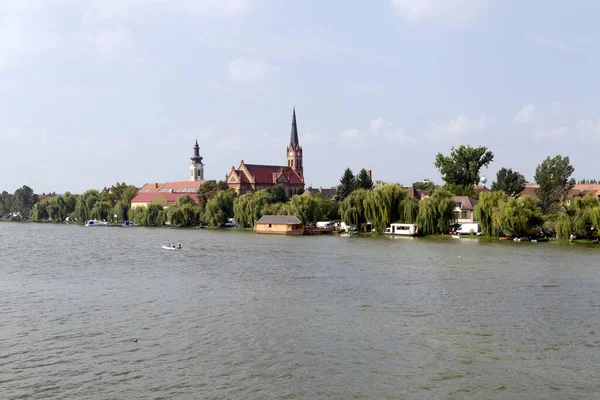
[226,107,305,196]
[519,183,600,200]
[474,185,490,195]
[304,186,337,200]
[131,141,207,209]
[130,181,203,209]
[452,196,479,223]
[255,215,304,235]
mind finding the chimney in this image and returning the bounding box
[319,186,322,192]
[367,170,372,180]
[155,183,158,188]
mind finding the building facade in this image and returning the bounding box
[226,107,305,196]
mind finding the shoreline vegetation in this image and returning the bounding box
[1,218,598,246]
[1,146,599,245]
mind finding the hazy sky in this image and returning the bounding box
[1,0,599,194]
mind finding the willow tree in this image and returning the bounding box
[403,197,419,223]
[234,190,277,227]
[205,189,237,227]
[492,195,543,236]
[555,193,600,239]
[75,189,101,222]
[416,188,455,235]
[340,189,368,227]
[475,191,508,236]
[261,202,290,216]
[363,184,408,233]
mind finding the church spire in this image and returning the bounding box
[289,106,299,150]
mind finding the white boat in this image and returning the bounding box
[384,223,420,236]
[85,219,104,227]
[161,244,182,250]
[451,234,461,239]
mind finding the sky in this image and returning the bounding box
[1,0,599,194]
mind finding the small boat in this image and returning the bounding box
[498,236,512,241]
[451,234,461,239]
[161,244,182,250]
[85,219,104,227]
[384,223,420,237]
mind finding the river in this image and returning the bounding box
[1,222,599,399]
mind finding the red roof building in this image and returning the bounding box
[131,180,204,208]
[226,107,305,196]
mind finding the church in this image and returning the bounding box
[226,107,305,196]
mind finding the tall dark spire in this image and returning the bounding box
[289,106,299,150]
[191,139,203,164]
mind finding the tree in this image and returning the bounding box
[233,189,277,227]
[413,180,436,191]
[337,168,356,202]
[434,145,494,195]
[555,193,600,239]
[363,184,408,233]
[475,191,508,236]
[534,155,575,213]
[0,191,14,214]
[205,189,237,227]
[267,184,288,203]
[416,188,456,235]
[75,190,101,222]
[339,189,368,227]
[355,168,374,190]
[197,180,230,211]
[491,168,527,197]
[491,195,543,237]
[13,185,38,215]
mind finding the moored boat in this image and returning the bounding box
[384,223,420,237]
[85,219,105,227]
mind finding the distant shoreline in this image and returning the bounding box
[2,219,598,247]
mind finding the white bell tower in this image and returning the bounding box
[190,139,204,181]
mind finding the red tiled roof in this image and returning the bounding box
[160,181,205,191]
[131,192,160,203]
[162,192,198,203]
[244,164,303,184]
[453,196,479,210]
[138,183,163,192]
[474,185,490,194]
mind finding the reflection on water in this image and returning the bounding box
[1,223,599,399]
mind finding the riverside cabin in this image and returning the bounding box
[255,215,304,235]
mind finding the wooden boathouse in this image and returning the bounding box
[255,215,304,235]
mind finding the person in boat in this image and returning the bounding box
[176,243,181,249]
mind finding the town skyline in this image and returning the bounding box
[1,0,599,193]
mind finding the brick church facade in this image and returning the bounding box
[226,107,305,196]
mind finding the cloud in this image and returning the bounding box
[514,104,535,123]
[391,0,488,25]
[575,119,600,135]
[527,33,599,57]
[340,118,412,144]
[340,128,360,139]
[371,118,384,133]
[427,114,487,139]
[227,58,274,82]
[514,102,600,141]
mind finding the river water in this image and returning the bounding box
[1,222,599,399]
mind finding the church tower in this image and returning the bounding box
[189,139,204,181]
[286,106,303,181]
